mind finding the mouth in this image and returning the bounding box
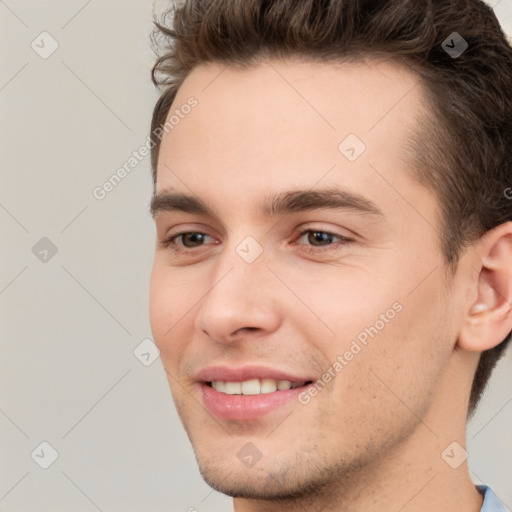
[200,381,315,421]
[196,365,317,421]
[205,378,314,395]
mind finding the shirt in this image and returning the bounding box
[478,485,509,512]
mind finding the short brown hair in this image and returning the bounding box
[149,0,512,415]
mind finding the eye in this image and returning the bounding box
[299,230,337,246]
[161,231,217,251]
[295,229,353,252]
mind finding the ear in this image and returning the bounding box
[458,221,512,352]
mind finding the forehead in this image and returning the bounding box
[155,58,431,220]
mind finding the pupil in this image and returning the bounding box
[183,233,204,247]
[309,231,332,246]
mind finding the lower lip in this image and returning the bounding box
[201,383,309,421]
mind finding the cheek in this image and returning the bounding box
[348,279,453,415]
[149,262,195,358]
[278,264,400,345]
[148,264,169,342]
[299,261,453,398]
[316,302,452,453]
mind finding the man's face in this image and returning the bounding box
[149,59,465,499]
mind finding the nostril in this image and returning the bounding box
[232,326,260,336]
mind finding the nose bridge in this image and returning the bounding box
[209,233,271,300]
[194,237,280,341]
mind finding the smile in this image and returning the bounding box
[208,378,311,395]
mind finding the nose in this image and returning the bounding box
[194,251,282,344]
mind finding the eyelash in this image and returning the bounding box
[160,229,353,255]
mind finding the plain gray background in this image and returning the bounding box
[1,1,511,511]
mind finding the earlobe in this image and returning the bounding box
[458,222,512,352]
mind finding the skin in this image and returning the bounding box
[149,58,512,511]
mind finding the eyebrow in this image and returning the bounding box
[149,188,384,220]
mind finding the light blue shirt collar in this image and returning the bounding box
[477,485,510,512]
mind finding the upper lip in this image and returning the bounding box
[196,365,315,383]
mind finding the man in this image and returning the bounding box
[148,0,512,510]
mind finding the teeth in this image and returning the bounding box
[277,380,291,391]
[224,382,242,394]
[241,379,261,395]
[211,381,226,392]
[210,378,305,395]
[260,378,277,394]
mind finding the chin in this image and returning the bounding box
[192,446,343,502]
[197,464,309,501]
